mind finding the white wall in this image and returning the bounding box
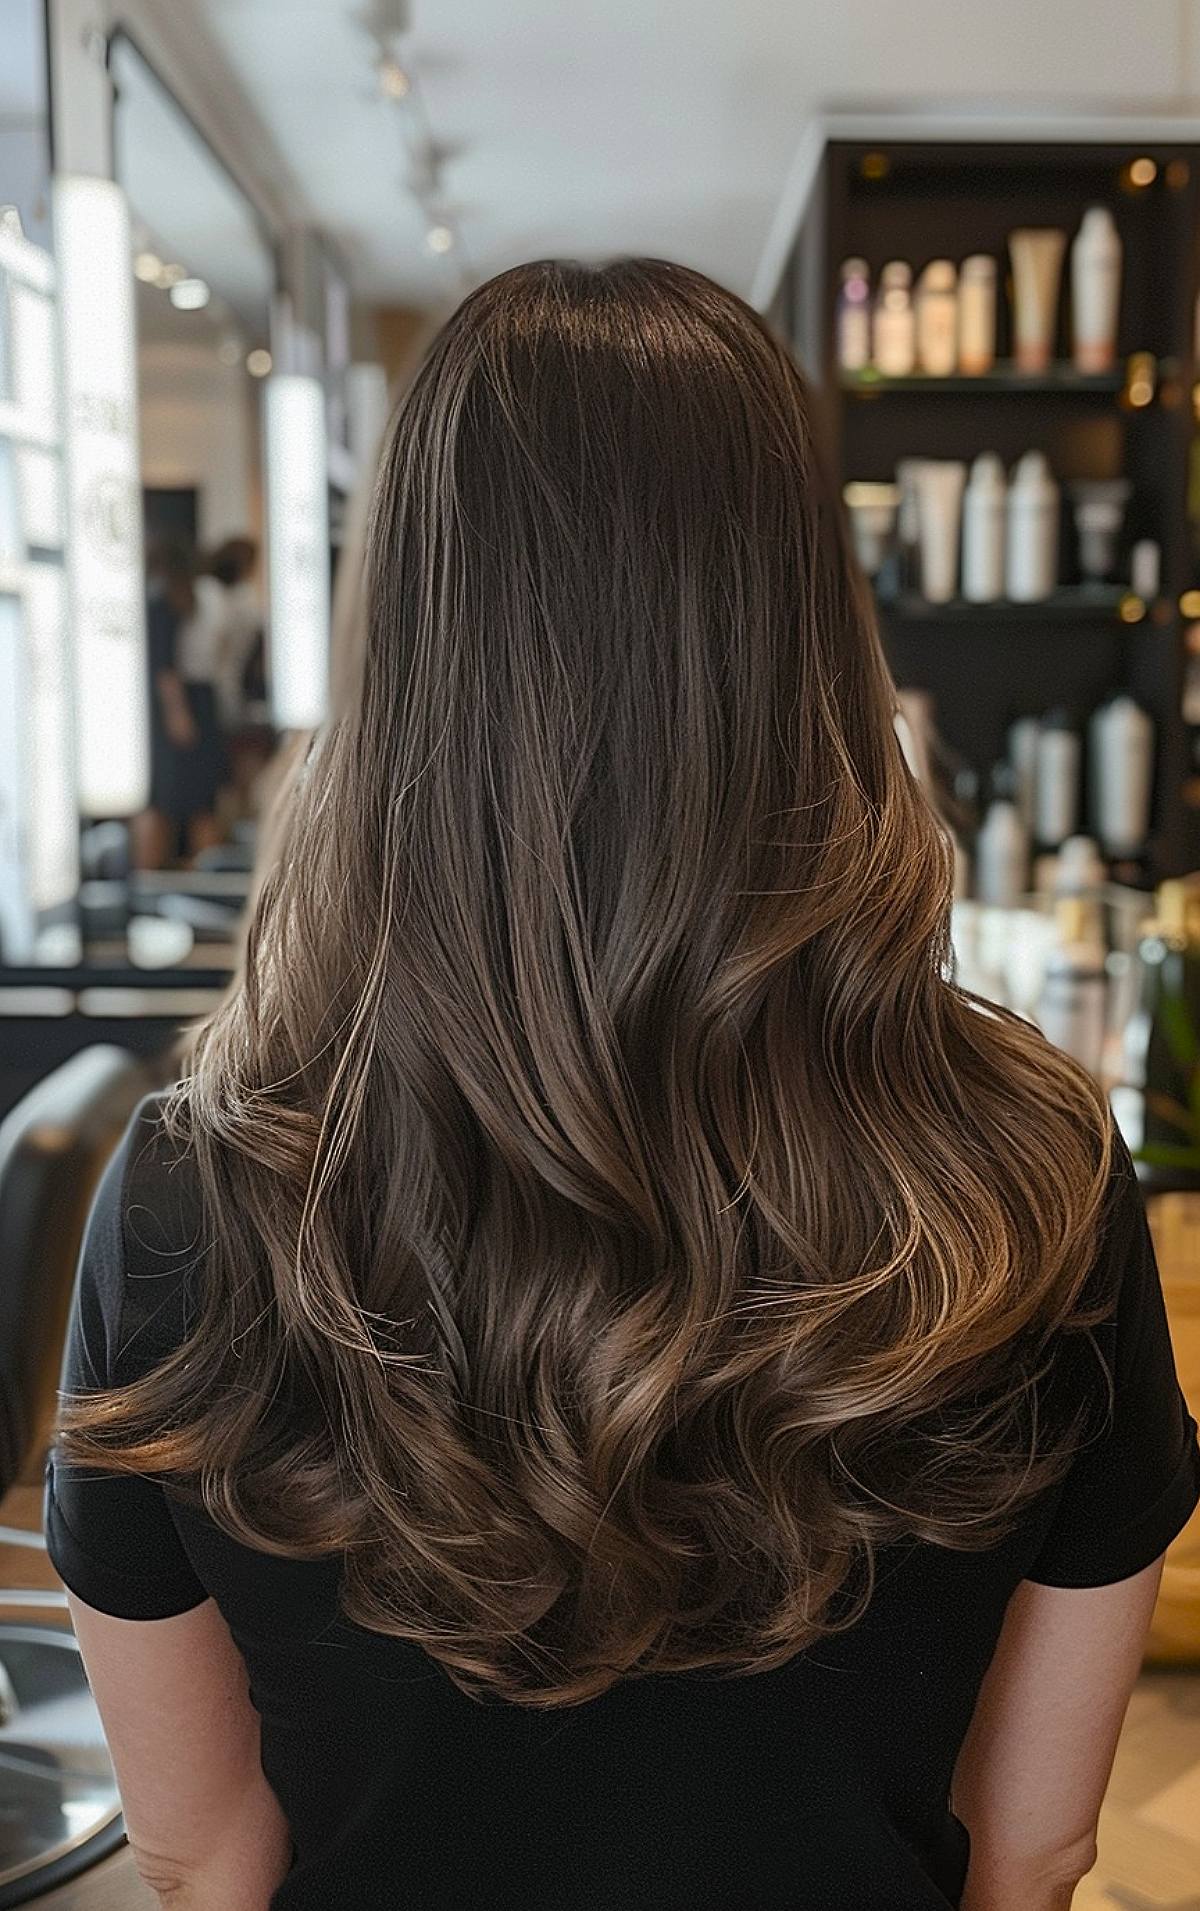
[138,338,259,547]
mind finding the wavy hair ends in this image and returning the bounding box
[59,258,1113,1707]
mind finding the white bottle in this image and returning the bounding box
[961,454,1007,602]
[975,795,1030,907]
[1034,711,1081,848]
[915,261,958,376]
[1006,451,1059,602]
[1090,695,1154,858]
[1008,715,1040,834]
[1055,834,1106,894]
[836,259,872,373]
[1130,538,1160,600]
[1071,207,1122,375]
[958,256,997,375]
[1037,898,1107,1077]
[873,262,916,377]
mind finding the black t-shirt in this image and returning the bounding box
[45,1094,1200,1911]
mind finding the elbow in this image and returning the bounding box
[129,1845,196,1903]
[1050,1832,1098,1889]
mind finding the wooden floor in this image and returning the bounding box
[2,1481,1198,1908]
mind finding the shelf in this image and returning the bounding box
[877,586,1135,623]
[840,363,1125,396]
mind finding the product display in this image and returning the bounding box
[1034,709,1081,848]
[1131,538,1161,599]
[957,255,997,375]
[1008,715,1040,833]
[1009,228,1067,373]
[872,262,916,376]
[915,260,958,376]
[1071,206,1123,374]
[961,453,1007,602]
[1037,895,1108,1076]
[1070,478,1130,581]
[836,258,872,372]
[976,774,1030,907]
[1055,834,1107,894]
[842,481,900,579]
[1006,451,1060,601]
[1117,882,1200,1181]
[914,460,967,603]
[1091,695,1155,859]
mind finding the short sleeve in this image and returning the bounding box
[1026,1134,1200,1589]
[43,1104,209,1620]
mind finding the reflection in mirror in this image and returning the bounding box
[109,31,279,946]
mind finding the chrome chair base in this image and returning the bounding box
[0,1615,124,1908]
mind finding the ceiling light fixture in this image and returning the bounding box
[169,277,210,311]
[133,250,162,282]
[426,223,454,254]
[247,348,273,377]
[155,261,186,289]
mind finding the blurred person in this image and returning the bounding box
[48,262,1199,1911]
[204,535,264,733]
[133,538,228,868]
[202,534,276,831]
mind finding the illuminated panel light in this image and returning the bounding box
[265,374,331,730]
[54,175,148,816]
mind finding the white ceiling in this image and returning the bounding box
[26,0,1200,309]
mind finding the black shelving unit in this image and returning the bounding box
[779,138,1200,882]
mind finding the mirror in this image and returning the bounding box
[108,29,279,970]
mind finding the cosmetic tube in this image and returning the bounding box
[961,453,1007,602]
[873,262,916,377]
[915,260,958,376]
[1008,715,1040,834]
[1038,897,1107,1077]
[836,259,872,373]
[1006,451,1059,602]
[843,481,900,579]
[914,461,967,603]
[976,793,1030,908]
[958,256,997,375]
[1070,478,1130,581]
[1090,695,1154,858]
[1071,207,1122,374]
[1009,228,1066,373]
[1034,709,1081,849]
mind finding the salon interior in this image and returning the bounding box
[1,0,1200,1904]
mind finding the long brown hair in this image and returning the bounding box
[61,259,1113,1707]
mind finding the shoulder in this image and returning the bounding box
[80,1089,207,1388]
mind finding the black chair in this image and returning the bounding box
[0,1046,150,1906]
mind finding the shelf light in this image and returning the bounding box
[1118,593,1146,624]
[1180,591,1200,621]
[1128,157,1158,189]
[265,374,330,730]
[169,277,210,311]
[53,174,148,817]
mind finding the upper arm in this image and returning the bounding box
[46,1104,290,1898]
[952,1562,1163,1883]
[66,1593,291,1898]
